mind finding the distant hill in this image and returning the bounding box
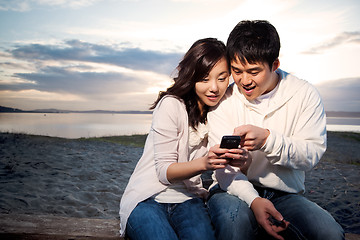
[0,106,359,117]
[326,111,360,118]
[0,106,152,114]
[0,106,28,112]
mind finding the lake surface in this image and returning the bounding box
[0,113,152,138]
[0,113,359,138]
[326,117,360,132]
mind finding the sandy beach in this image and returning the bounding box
[0,131,359,238]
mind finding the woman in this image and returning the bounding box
[120,38,236,239]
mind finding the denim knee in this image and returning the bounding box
[207,189,257,240]
[172,198,216,240]
[274,195,345,240]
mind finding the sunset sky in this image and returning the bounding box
[0,0,359,112]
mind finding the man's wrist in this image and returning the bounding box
[250,196,262,210]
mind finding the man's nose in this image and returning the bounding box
[241,73,252,85]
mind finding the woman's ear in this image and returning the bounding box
[272,58,280,71]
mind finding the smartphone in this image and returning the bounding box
[220,135,241,149]
[269,216,287,228]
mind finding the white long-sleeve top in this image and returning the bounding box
[208,69,327,206]
[119,95,208,237]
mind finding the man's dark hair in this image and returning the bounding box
[227,20,280,68]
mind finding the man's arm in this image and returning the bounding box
[234,85,326,171]
[208,94,260,206]
[208,91,288,240]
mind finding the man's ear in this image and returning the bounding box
[272,58,280,71]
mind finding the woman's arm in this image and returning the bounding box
[152,97,227,184]
[167,146,228,182]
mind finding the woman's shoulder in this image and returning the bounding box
[155,95,185,110]
[152,95,188,130]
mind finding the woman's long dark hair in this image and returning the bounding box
[150,38,228,129]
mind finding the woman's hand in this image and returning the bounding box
[166,144,228,182]
[204,144,230,170]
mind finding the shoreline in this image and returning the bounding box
[0,131,359,236]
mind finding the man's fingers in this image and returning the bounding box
[261,221,284,240]
[268,230,285,240]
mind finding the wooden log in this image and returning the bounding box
[0,213,359,240]
[0,214,122,240]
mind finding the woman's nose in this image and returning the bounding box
[210,80,219,92]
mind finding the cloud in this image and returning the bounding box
[315,77,360,112]
[0,0,100,11]
[0,63,172,110]
[0,38,181,110]
[12,67,142,94]
[1,63,171,96]
[0,0,30,11]
[10,40,182,74]
[0,61,33,71]
[302,31,360,54]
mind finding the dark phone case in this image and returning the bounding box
[220,135,241,149]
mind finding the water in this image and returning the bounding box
[0,112,152,138]
[0,113,359,138]
[326,117,360,132]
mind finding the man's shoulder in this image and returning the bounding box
[223,83,238,101]
[278,69,318,96]
[209,84,243,117]
[212,83,238,109]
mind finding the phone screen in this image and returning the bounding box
[220,135,241,149]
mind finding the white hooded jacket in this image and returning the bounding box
[208,69,327,206]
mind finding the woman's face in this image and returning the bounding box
[195,57,229,109]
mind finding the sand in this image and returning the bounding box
[0,131,359,237]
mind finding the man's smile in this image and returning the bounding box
[242,85,256,93]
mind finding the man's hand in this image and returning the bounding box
[225,148,252,174]
[233,125,270,151]
[250,197,290,240]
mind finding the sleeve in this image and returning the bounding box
[261,85,327,171]
[152,97,184,185]
[208,93,237,147]
[208,91,259,207]
[214,167,259,207]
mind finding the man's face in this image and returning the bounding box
[231,58,279,101]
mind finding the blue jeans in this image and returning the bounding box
[207,185,345,240]
[126,197,216,240]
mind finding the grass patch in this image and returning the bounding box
[328,131,360,142]
[82,134,148,148]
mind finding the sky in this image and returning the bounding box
[0,0,359,112]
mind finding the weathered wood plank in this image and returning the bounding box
[0,213,358,240]
[0,214,122,240]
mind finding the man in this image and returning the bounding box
[207,20,344,240]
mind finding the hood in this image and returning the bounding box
[233,69,308,115]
